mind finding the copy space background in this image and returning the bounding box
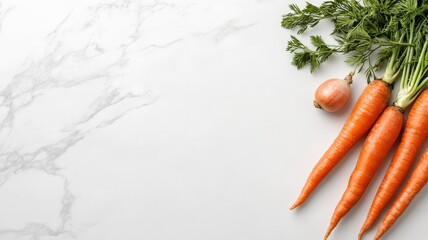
[0,0,426,239]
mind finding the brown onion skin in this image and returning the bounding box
[314,76,351,112]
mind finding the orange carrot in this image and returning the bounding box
[290,80,390,210]
[323,106,404,240]
[374,148,428,240]
[358,90,428,239]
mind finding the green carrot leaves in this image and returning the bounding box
[281,0,428,82]
[286,36,337,72]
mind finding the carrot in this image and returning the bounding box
[290,80,390,210]
[373,148,428,240]
[358,90,428,239]
[323,106,404,240]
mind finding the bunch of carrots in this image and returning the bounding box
[282,0,428,239]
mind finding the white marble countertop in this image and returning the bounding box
[0,0,427,239]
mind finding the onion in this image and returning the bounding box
[314,73,353,112]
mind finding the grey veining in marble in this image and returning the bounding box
[0,0,270,240]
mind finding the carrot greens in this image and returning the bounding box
[281,0,428,83]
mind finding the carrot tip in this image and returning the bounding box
[373,231,384,240]
[323,233,330,240]
[323,222,337,240]
[323,228,333,240]
[289,200,300,210]
[358,226,369,240]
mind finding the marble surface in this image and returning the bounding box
[0,0,427,239]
